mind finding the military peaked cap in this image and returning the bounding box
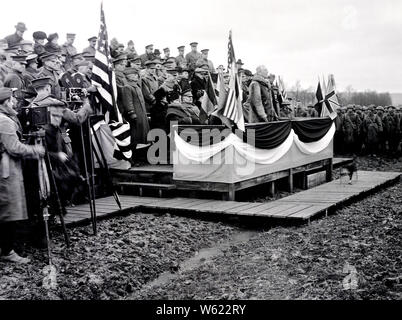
[88,36,97,41]
[40,52,58,62]
[31,77,53,89]
[11,55,27,64]
[112,54,127,64]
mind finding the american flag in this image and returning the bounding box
[221,31,245,131]
[91,2,132,160]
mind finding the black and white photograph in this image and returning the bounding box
[0,0,401,308]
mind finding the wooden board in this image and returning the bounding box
[65,171,400,226]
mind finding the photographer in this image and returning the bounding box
[23,77,92,246]
[0,87,45,263]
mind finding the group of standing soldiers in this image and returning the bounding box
[334,104,402,157]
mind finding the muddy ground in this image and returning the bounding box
[0,156,401,300]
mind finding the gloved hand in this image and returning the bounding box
[33,145,45,157]
[57,152,68,163]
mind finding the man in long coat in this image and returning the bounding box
[122,67,151,162]
[141,60,159,113]
[243,65,278,123]
[0,87,45,263]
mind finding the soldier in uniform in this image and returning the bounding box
[0,87,45,263]
[4,22,27,47]
[375,106,386,154]
[166,88,201,127]
[342,106,362,155]
[243,65,278,123]
[3,55,29,112]
[334,106,344,154]
[361,106,383,156]
[61,33,78,71]
[185,42,201,73]
[37,53,62,98]
[383,105,401,156]
[140,44,155,67]
[128,55,142,68]
[196,49,215,73]
[175,45,187,69]
[190,67,208,110]
[82,36,97,56]
[141,60,159,113]
[354,105,365,154]
[123,66,150,163]
[162,48,170,62]
[24,54,41,81]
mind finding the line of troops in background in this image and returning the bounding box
[1,22,401,161]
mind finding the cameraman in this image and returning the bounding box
[0,87,45,264]
[24,77,92,247]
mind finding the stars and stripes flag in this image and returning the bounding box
[91,2,132,160]
[220,31,245,131]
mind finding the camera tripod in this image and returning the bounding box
[30,130,70,257]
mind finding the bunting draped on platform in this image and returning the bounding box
[293,123,335,155]
[291,118,333,143]
[174,121,335,165]
[177,118,334,149]
[241,121,292,149]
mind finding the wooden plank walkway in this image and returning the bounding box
[64,170,400,225]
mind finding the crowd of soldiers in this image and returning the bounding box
[334,104,402,157]
[0,22,401,264]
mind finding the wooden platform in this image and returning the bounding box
[64,170,400,225]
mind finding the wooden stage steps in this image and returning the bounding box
[64,170,400,226]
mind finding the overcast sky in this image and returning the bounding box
[1,0,401,92]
